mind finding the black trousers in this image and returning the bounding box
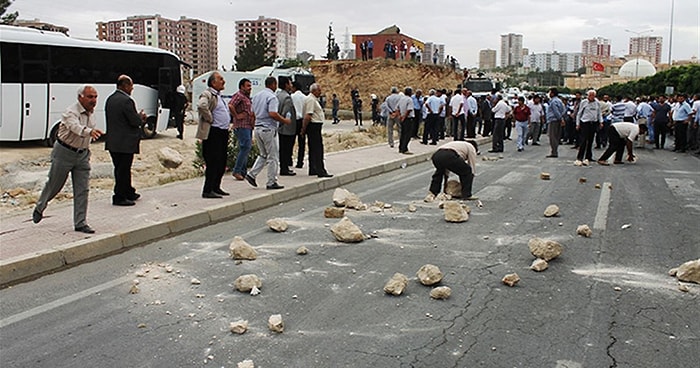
[422,114,438,144]
[110,151,136,202]
[306,123,328,175]
[295,119,306,167]
[673,121,688,151]
[466,113,476,138]
[430,149,473,198]
[482,118,492,137]
[412,109,422,137]
[399,117,414,153]
[437,116,445,139]
[598,125,626,162]
[279,133,296,173]
[451,114,465,141]
[654,120,668,148]
[576,122,597,161]
[492,118,505,151]
[202,126,229,193]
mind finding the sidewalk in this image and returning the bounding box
[0,134,490,286]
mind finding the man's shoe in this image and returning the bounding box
[32,209,43,224]
[295,163,303,169]
[280,171,297,176]
[245,174,257,187]
[75,225,95,234]
[232,173,244,181]
[545,154,558,158]
[597,160,610,166]
[613,161,625,165]
[113,199,136,206]
[517,148,523,152]
[402,151,414,155]
[429,142,437,145]
[202,191,223,198]
[318,173,334,178]
[213,188,230,196]
[266,183,285,190]
[465,196,479,201]
[532,142,540,146]
[583,159,590,166]
[128,193,141,201]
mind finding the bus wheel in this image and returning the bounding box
[45,124,60,147]
[141,116,157,139]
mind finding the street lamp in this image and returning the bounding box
[625,28,653,78]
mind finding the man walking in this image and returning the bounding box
[512,96,530,152]
[545,88,566,158]
[105,75,146,206]
[247,77,292,190]
[302,83,333,178]
[33,85,103,233]
[575,90,603,165]
[229,78,254,181]
[527,95,544,145]
[277,76,297,176]
[196,71,230,198]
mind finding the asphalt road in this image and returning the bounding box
[1,142,698,368]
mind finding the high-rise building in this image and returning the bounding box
[479,49,497,70]
[96,14,218,75]
[235,16,297,59]
[581,37,611,67]
[500,33,523,67]
[629,36,663,64]
[525,52,582,72]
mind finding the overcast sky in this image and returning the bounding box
[9,0,700,69]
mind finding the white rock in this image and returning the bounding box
[330,217,364,243]
[229,236,257,260]
[250,286,260,296]
[444,180,462,198]
[230,320,248,334]
[332,188,352,207]
[423,193,436,203]
[502,273,520,287]
[430,286,452,299]
[384,273,409,296]
[268,314,284,333]
[678,283,690,292]
[544,204,560,217]
[157,146,183,169]
[129,284,140,294]
[530,258,549,272]
[266,218,288,232]
[234,274,262,292]
[577,224,593,237]
[528,237,563,261]
[443,201,469,223]
[191,278,201,285]
[676,259,700,284]
[407,204,417,212]
[436,193,452,201]
[668,267,678,277]
[416,264,443,286]
[621,224,631,229]
[296,246,309,255]
[237,359,255,368]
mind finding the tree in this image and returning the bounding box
[234,30,275,72]
[1,0,18,24]
[325,24,339,60]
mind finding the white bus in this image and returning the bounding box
[0,25,185,145]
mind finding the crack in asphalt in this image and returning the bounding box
[606,310,619,368]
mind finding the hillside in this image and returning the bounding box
[310,59,464,108]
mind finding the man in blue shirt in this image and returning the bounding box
[671,94,693,152]
[545,88,566,158]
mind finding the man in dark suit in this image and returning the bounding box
[105,75,146,206]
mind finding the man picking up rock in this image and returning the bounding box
[425,140,479,202]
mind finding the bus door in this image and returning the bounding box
[20,45,50,141]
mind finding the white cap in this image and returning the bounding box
[176,85,186,94]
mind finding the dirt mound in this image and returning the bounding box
[311,59,463,108]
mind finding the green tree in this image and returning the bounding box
[1,0,18,24]
[235,30,275,72]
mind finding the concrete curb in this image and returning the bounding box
[0,137,490,287]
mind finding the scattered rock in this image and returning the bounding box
[137,323,147,328]
[369,205,382,213]
[330,217,364,243]
[595,183,602,189]
[528,237,563,261]
[613,286,622,291]
[268,314,284,333]
[574,160,583,167]
[416,264,443,286]
[191,278,201,285]
[234,274,262,292]
[540,172,551,180]
[230,320,248,334]
[576,224,593,237]
[324,207,345,218]
[344,194,365,210]
[544,204,560,217]
[237,359,255,368]
[678,284,689,293]
[5,188,28,197]
[129,284,140,294]
[383,273,409,296]
[383,203,392,209]
[423,193,436,203]
[430,286,452,299]
[668,267,678,277]
[332,188,352,207]
[502,273,520,287]
[675,259,700,284]
[443,201,469,223]
[229,236,258,260]
[296,246,309,255]
[530,258,549,272]
[621,224,631,230]
[156,147,184,169]
[407,203,417,212]
[444,180,462,198]
[579,177,587,183]
[436,193,452,201]
[250,286,261,296]
[266,218,288,232]
[164,265,174,273]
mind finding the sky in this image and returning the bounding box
[8,0,700,69]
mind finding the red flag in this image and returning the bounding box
[592,62,604,72]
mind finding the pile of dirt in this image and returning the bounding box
[311,59,463,108]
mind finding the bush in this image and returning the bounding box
[193,130,260,172]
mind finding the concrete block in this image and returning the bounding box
[354,167,372,180]
[319,176,341,191]
[382,162,400,173]
[0,250,66,287]
[338,172,356,185]
[296,182,321,197]
[167,211,212,234]
[370,165,386,176]
[207,201,244,222]
[120,221,171,248]
[242,194,275,213]
[271,187,300,204]
[57,234,123,265]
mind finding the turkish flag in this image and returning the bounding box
[592,62,604,72]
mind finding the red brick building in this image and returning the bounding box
[352,25,424,60]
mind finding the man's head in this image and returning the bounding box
[278,76,292,92]
[533,95,541,104]
[517,96,525,105]
[265,76,277,91]
[658,95,667,103]
[77,85,98,112]
[390,86,399,94]
[238,78,252,96]
[309,83,322,97]
[603,94,610,102]
[208,72,225,92]
[292,81,302,93]
[548,88,558,97]
[467,139,479,154]
[436,89,443,97]
[575,92,582,100]
[404,87,413,97]
[587,89,597,102]
[116,75,134,95]
[415,89,422,97]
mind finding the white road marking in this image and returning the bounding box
[593,182,612,230]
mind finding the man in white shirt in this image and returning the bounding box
[422,89,444,145]
[527,95,545,145]
[597,122,646,165]
[489,94,511,152]
[623,97,637,122]
[426,140,479,201]
[291,82,307,169]
[464,90,479,138]
[449,88,465,141]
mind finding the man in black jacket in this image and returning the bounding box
[105,75,146,206]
